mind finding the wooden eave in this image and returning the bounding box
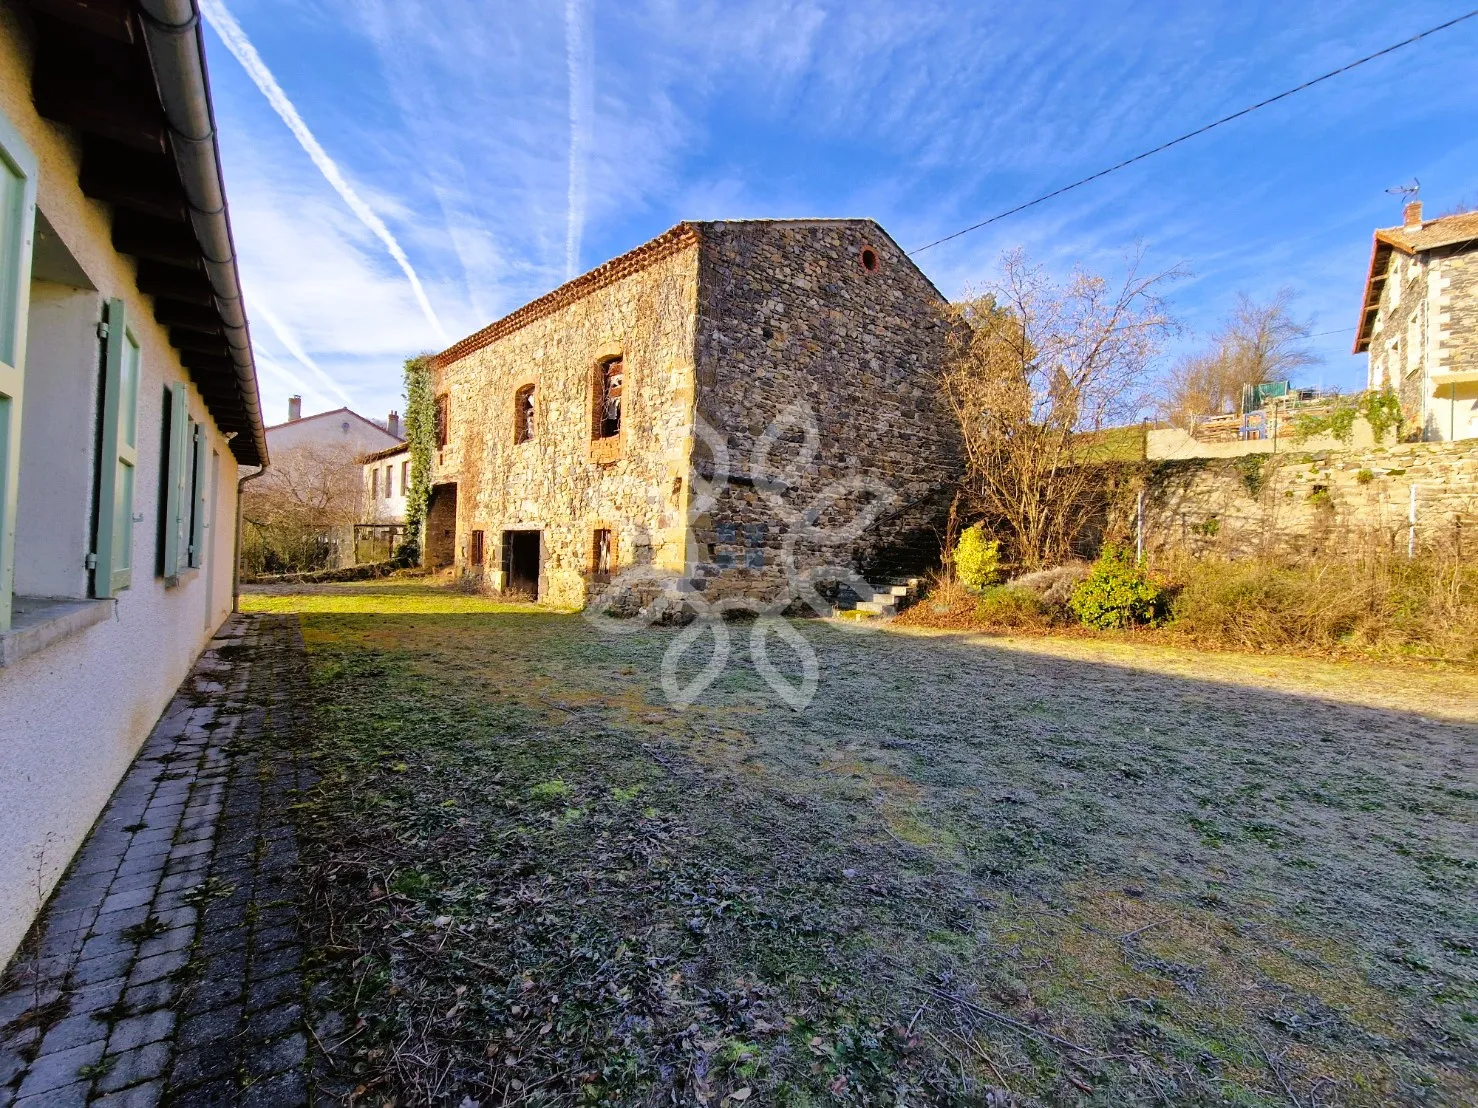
[18,0,266,465]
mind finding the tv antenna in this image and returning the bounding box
[1386,178,1420,204]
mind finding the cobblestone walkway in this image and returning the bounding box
[0,615,319,1107]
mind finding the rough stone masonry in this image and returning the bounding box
[428,219,963,609]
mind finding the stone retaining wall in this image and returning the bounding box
[1140,438,1478,558]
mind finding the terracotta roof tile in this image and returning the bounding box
[431,223,701,369]
[1375,209,1478,253]
[1354,209,1478,352]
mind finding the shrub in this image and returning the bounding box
[954,524,1002,592]
[1069,545,1163,629]
[1007,562,1090,608]
[1164,554,1478,661]
[975,585,1052,629]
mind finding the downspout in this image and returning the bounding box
[137,0,269,469]
[233,463,268,612]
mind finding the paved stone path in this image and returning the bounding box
[0,615,320,1107]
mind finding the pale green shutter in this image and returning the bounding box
[162,382,188,578]
[0,115,37,631]
[94,299,140,597]
[188,420,206,568]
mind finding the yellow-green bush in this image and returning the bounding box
[954,524,1002,593]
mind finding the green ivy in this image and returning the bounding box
[1292,388,1401,445]
[399,354,436,563]
[1232,455,1266,497]
[1361,388,1403,443]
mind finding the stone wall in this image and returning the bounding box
[1432,250,1478,441]
[430,240,700,607]
[689,220,962,602]
[428,219,961,611]
[1141,439,1478,559]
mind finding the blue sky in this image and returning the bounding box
[198,0,1478,427]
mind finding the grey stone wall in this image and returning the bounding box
[1141,439,1478,559]
[429,219,962,610]
[1440,252,1478,372]
[689,221,963,603]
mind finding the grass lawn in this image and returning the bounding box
[243,581,1477,1106]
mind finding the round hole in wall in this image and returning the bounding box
[859,246,880,273]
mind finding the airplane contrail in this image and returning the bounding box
[250,296,356,408]
[201,0,451,346]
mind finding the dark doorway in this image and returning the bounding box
[426,483,457,568]
[502,530,540,599]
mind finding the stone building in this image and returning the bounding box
[1356,201,1478,441]
[427,219,961,607]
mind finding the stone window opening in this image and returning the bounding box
[370,469,379,499]
[514,384,536,444]
[591,527,613,581]
[859,246,880,273]
[594,357,623,440]
[470,528,485,567]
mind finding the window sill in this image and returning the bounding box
[165,567,201,589]
[0,596,113,668]
[590,435,623,466]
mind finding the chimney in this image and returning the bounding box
[1404,200,1423,229]
[387,410,400,438]
[287,395,302,422]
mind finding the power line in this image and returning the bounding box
[909,10,1478,256]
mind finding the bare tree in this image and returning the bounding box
[241,442,365,574]
[941,247,1180,567]
[1162,289,1318,427]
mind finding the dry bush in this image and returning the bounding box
[941,247,1179,568]
[1160,289,1319,428]
[1160,553,1478,661]
[975,585,1056,630]
[242,442,366,575]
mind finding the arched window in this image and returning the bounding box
[514,384,535,444]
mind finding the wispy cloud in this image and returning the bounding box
[565,0,594,280]
[201,0,1476,422]
[247,294,355,407]
[200,0,450,346]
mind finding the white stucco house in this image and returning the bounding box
[266,394,402,457]
[362,442,410,523]
[0,0,267,967]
